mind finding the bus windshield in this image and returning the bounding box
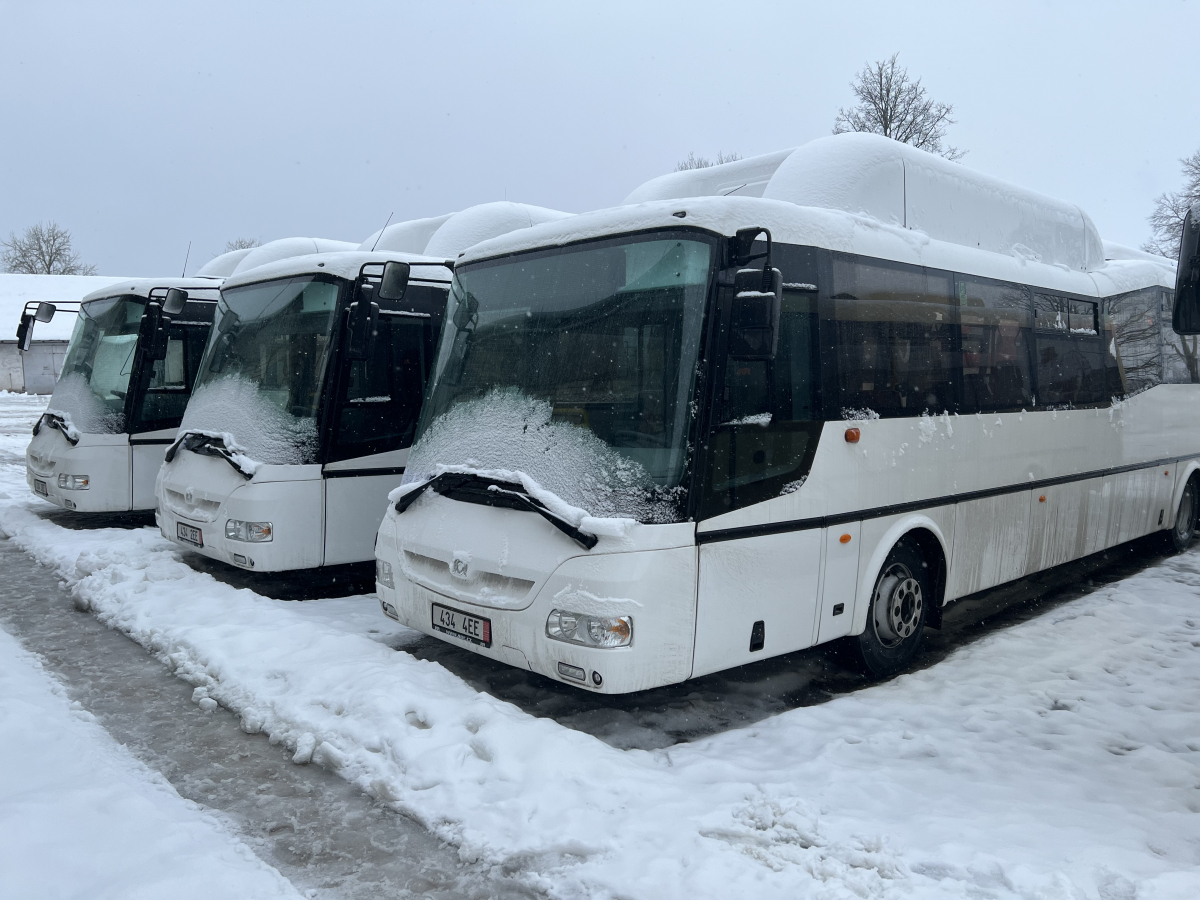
[181,275,341,465]
[47,296,145,434]
[408,234,713,523]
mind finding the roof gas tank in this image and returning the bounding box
[230,237,359,275]
[423,202,572,259]
[762,133,1104,272]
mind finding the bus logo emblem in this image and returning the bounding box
[451,557,469,579]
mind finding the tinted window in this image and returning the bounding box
[831,256,956,417]
[701,288,821,516]
[132,323,210,431]
[328,313,432,462]
[1106,287,1162,394]
[957,279,1033,411]
[1034,294,1107,406]
[1162,290,1200,384]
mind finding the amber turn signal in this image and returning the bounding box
[1038,495,1046,503]
[845,427,861,443]
[839,533,852,544]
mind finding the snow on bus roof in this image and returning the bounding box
[0,274,132,341]
[229,237,359,275]
[359,213,456,254]
[458,195,1173,298]
[78,276,226,304]
[422,202,573,259]
[219,250,454,289]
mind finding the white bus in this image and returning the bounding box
[375,133,1197,693]
[154,203,570,573]
[22,240,354,514]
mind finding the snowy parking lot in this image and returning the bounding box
[1,390,1199,899]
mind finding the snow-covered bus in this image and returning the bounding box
[375,133,1197,693]
[154,203,570,573]
[22,240,354,514]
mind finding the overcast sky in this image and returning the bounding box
[2,1,1197,275]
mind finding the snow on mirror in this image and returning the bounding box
[406,236,712,523]
[45,296,145,435]
[181,276,339,466]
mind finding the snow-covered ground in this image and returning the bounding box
[1,390,1199,899]
[0,610,300,899]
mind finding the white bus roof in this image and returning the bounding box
[219,250,454,289]
[617,133,1117,275]
[422,202,573,259]
[459,193,1173,299]
[79,276,225,304]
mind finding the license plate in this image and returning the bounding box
[431,602,491,647]
[176,522,203,547]
[33,479,47,497]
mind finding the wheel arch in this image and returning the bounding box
[851,515,949,637]
[1169,459,1200,527]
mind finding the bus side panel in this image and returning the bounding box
[693,529,823,677]
[946,492,1031,601]
[816,522,859,645]
[323,473,406,565]
[1027,478,1096,573]
[131,440,172,511]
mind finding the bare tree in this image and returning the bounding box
[833,53,964,161]
[1141,149,1200,259]
[2,222,97,275]
[225,237,261,252]
[675,150,742,172]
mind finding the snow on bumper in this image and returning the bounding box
[25,427,130,512]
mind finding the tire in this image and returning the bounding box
[1171,476,1198,553]
[850,538,931,678]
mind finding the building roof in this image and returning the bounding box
[0,274,133,341]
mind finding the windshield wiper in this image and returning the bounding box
[34,413,79,445]
[164,432,254,480]
[395,472,598,550]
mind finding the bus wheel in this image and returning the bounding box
[1171,476,1198,553]
[851,539,930,678]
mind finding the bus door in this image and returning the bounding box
[693,280,824,676]
[323,308,433,565]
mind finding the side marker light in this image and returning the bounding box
[839,533,852,544]
[845,427,861,443]
[1039,495,1046,503]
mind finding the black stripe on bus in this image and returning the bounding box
[322,466,407,479]
[129,438,176,446]
[695,454,1199,545]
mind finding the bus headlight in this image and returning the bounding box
[225,519,273,542]
[57,474,89,490]
[546,609,632,648]
[376,559,394,588]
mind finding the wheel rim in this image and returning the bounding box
[873,563,924,648]
[1176,484,1196,542]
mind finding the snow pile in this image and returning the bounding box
[405,388,680,522]
[0,627,300,900]
[46,372,124,435]
[179,375,318,466]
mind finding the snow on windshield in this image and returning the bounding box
[404,387,682,523]
[179,375,318,466]
[46,372,125,436]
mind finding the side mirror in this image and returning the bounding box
[728,267,783,359]
[729,227,770,267]
[378,261,410,301]
[139,300,170,361]
[347,282,379,360]
[163,288,188,316]
[35,302,56,323]
[1174,206,1200,334]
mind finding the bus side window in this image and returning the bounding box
[831,256,956,417]
[957,279,1033,412]
[135,325,209,429]
[1105,287,1162,395]
[1161,290,1200,384]
[1034,294,1106,406]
